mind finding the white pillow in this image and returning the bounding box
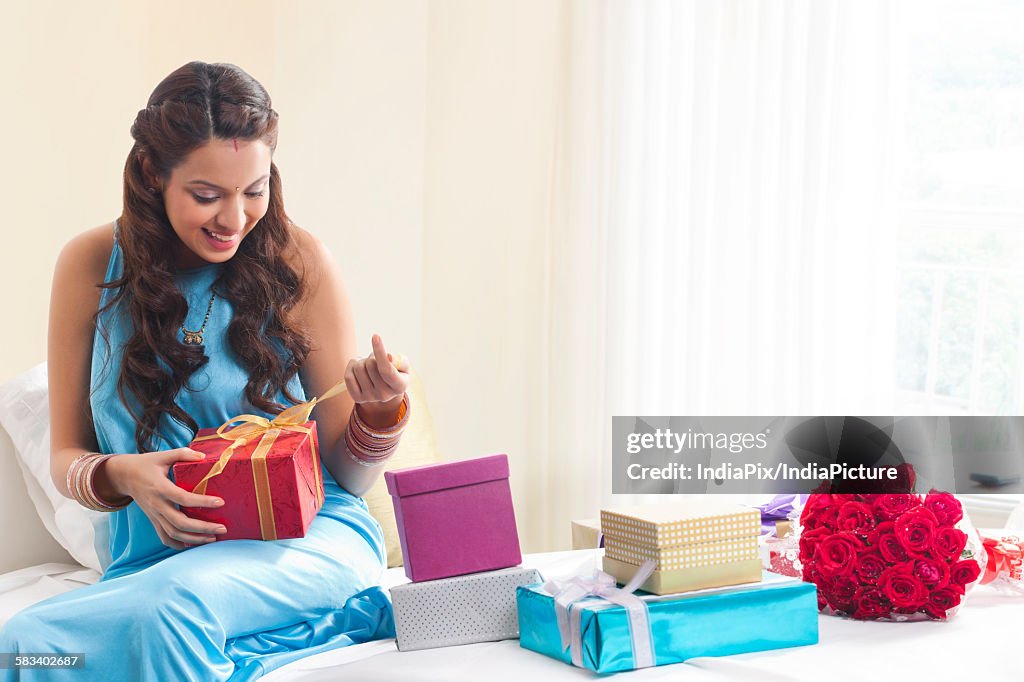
[0,363,108,572]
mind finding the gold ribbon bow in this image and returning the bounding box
[190,380,350,540]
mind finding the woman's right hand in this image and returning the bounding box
[105,448,228,550]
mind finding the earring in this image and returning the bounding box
[147,187,157,194]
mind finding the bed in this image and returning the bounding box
[2,367,1022,681]
[3,551,1021,681]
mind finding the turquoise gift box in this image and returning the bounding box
[517,571,818,673]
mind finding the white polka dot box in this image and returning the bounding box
[390,566,544,652]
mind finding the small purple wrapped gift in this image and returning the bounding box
[755,494,808,537]
[386,454,522,582]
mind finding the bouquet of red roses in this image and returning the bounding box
[798,490,985,620]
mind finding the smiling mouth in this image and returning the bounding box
[203,228,238,243]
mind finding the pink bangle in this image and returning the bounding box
[353,393,410,436]
[67,453,132,512]
[346,443,389,467]
[346,393,410,464]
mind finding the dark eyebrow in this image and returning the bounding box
[186,174,270,192]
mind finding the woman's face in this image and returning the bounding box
[160,138,273,269]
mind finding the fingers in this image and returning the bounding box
[165,447,206,464]
[149,511,199,550]
[154,525,189,551]
[353,362,372,396]
[161,461,224,508]
[170,484,225,509]
[176,447,206,460]
[132,449,229,550]
[345,359,365,402]
[154,477,227,549]
[358,350,406,400]
[365,358,385,394]
[371,333,390,368]
[162,482,226,534]
[156,512,220,547]
[151,495,226,549]
[372,334,406,391]
[164,506,227,537]
[345,336,411,405]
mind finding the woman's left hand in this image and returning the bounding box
[345,334,410,428]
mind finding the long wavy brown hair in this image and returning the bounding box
[99,61,311,453]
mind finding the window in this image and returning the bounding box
[896,0,1024,415]
[896,0,1024,518]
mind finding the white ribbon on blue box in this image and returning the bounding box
[518,567,819,673]
[545,559,657,668]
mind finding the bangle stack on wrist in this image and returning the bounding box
[67,452,132,512]
[345,393,411,467]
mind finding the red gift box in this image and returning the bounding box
[173,419,326,542]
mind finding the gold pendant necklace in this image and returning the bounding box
[181,287,218,346]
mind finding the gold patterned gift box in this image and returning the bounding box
[600,500,762,595]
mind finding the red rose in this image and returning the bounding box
[924,490,963,527]
[879,463,916,493]
[799,525,831,564]
[871,494,921,522]
[866,520,893,547]
[876,524,909,563]
[912,557,950,589]
[802,494,833,518]
[818,505,840,531]
[949,559,981,588]
[931,527,968,560]
[923,587,962,620]
[814,532,863,577]
[852,587,892,620]
[800,494,833,530]
[854,552,887,586]
[836,502,877,536]
[823,576,859,613]
[803,559,823,586]
[894,508,938,555]
[801,514,821,532]
[810,480,832,495]
[806,495,854,531]
[878,564,929,610]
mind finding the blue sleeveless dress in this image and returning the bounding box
[0,222,395,681]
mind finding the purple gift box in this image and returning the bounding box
[385,454,522,582]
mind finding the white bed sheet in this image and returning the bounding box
[1,550,1020,681]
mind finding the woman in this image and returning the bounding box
[0,61,409,680]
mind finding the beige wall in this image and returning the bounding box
[422,0,563,550]
[1,2,149,383]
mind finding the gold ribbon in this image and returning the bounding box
[190,380,350,540]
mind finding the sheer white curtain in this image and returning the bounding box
[528,0,900,549]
